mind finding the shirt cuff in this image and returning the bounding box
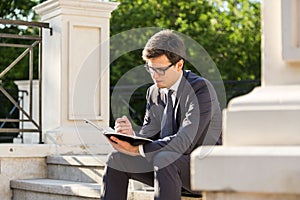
[138,144,146,157]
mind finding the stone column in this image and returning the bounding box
[223,0,300,145]
[34,0,118,154]
[191,0,300,199]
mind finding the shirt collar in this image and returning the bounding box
[170,72,183,93]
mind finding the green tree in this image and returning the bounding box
[0,0,38,20]
[110,0,261,84]
[0,0,43,84]
[109,0,261,127]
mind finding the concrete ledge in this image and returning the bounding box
[0,144,112,158]
[204,192,300,200]
[47,155,108,166]
[223,86,300,145]
[11,179,100,198]
[0,144,56,158]
[12,189,99,200]
[127,190,202,200]
[191,146,300,194]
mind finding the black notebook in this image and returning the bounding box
[84,119,152,146]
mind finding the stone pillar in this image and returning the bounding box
[221,0,300,146]
[34,0,118,154]
[191,0,300,199]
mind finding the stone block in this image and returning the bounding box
[191,146,300,194]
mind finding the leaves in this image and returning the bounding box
[110,0,261,84]
[109,0,261,126]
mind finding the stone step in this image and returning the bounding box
[11,179,100,200]
[46,154,152,190]
[128,190,202,200]
[11,179,202,200]
[11,179,154,200]
[46,155,107,183]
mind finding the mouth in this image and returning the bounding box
[154,81,163,85]
[154,81,165,88]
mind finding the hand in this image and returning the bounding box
[109,136,140,156]
[114,116,134,135]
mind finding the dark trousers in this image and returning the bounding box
[100,151,195,200]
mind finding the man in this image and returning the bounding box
[100,29,222,200]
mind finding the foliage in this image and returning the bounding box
[0,0,37,20]
[0,0,42,83]
[110,0,261,84]
[109,0,261,127]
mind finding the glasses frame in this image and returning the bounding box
[144,63,174,76]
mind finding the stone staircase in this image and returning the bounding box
[10,155,202,200]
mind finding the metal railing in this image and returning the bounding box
[0,19,51,144]
[0,90,27,129]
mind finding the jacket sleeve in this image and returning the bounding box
[137,87,163,140]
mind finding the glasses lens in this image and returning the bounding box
[145,64,172,76]
[156,69,165,76]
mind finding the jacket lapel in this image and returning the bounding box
[174,70,190,130]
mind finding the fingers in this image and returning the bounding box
[114,116,133,135]
[110,136,118,144]
[115,115,127,124]
[109,136,127,153]
[108,136,140,156]
[109,136,118,144]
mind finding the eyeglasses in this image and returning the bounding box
[144,63,173,76]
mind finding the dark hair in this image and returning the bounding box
[142,29,186,64]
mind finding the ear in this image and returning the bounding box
[176,59,184,71]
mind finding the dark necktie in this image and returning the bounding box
[161,89,175,138]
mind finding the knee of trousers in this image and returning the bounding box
[105,151,128,171]
[153,151,182,170]
[106,151,153,173]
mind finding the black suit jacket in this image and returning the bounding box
[138,70,222,159]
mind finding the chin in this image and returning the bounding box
[156,83,166,88]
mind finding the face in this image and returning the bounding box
[146,55,183,88]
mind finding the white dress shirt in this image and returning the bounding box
[139,72,183,157]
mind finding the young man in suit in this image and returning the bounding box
[100,29,222,200]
